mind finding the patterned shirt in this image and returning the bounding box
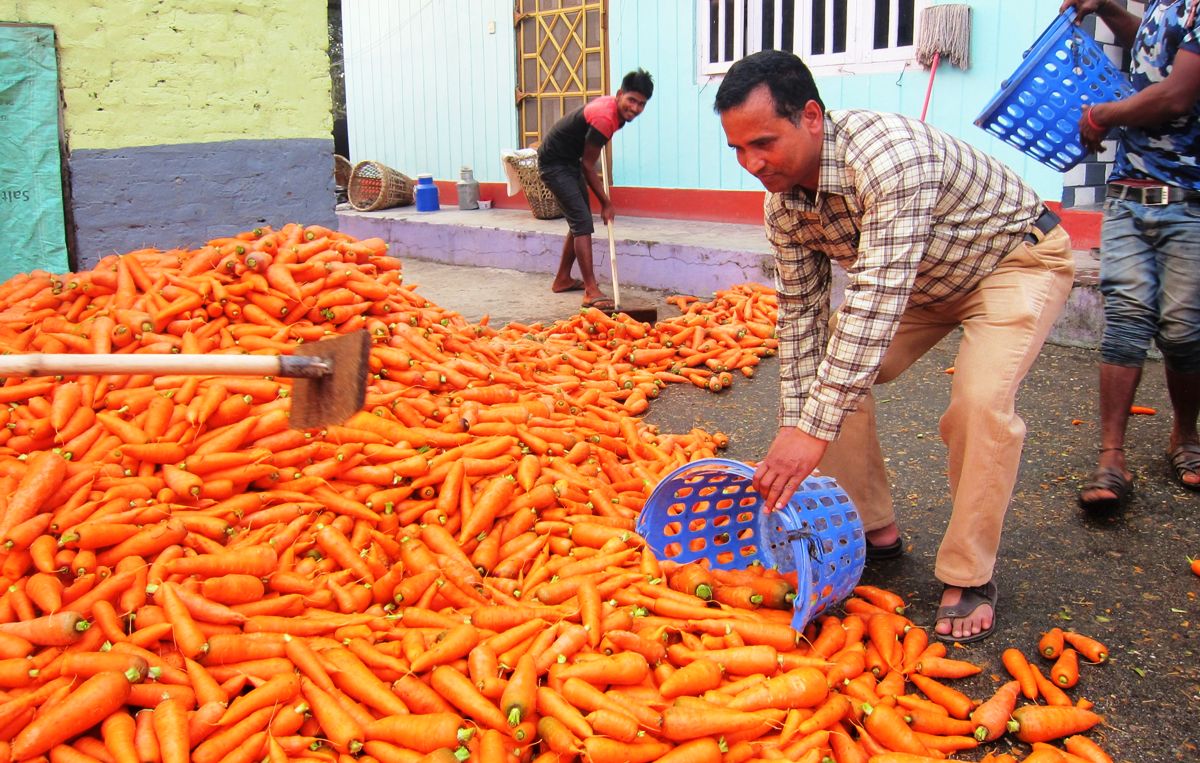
[1109,0,1200,189]
[767,109,1043,440]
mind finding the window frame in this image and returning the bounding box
[697,0,927,79]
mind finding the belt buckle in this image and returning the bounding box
[1143,185,1171,205]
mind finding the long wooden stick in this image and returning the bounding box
[600,147,621,310]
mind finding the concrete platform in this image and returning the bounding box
[337,204,1104,349]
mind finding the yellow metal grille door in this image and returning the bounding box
[515,0,608,148]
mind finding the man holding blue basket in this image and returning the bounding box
[716,50,1075,643]
[1065,0,1200,508]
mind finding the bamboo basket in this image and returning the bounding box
[504,154,563,220]
[347,161,414,211]
[334,154,352,189]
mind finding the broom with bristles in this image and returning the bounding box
[915,3,971,121]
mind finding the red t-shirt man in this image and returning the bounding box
[536,69,653,310]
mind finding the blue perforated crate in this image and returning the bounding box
[975,8,1134,171]
[637,458,865,631]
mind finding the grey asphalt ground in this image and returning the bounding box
[400,255,1199,763]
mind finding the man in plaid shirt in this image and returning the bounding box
[716,50,1075,642]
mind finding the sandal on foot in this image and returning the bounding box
[1078,466,1134,511]
[581,296,615,311]
[552,279,585,293]
[934,580,998,644]
[1168,443,1200,493]
[865,537,904,560]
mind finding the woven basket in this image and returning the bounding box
[348,161,415,211]
[504,154,563,220]
[334,154,352,188]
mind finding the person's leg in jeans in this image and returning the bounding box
[932,226,1073,640]
[1082,199,1168,504]
[1153,202,1200,488]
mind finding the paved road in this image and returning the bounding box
[402,255,1200,763]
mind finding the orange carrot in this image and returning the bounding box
[862,702,931,755]
[1062,631,1109,664]
[970,679,1020,742]
[12,670,134,758]
[1010,705,1104,743]
[726,666,827,711]
[1051,648,1080,688]
[1063,734,1115,763]
[0,611,89,646]
[363,713,467,754]
[1039,626,1066,659]
[1001,647,1039,701]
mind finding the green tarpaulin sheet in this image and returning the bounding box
[0,24,69,281]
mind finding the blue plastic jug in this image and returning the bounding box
[415,174,440,212]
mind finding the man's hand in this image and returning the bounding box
[752,427,829,511]
[600,201,615,224]
[1059,0,1106,22]
[1079,105,1111,153]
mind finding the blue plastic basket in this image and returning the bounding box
[975,8,1134,171]
[636,458,865,631]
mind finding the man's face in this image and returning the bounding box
[720,84,824,194]
[616,90,649,123]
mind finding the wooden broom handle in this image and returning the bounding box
[0,354,331,379]
[600,147,621,310]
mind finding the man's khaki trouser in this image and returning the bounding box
[817,225,1075,587]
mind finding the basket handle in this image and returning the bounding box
[775,510,823,631]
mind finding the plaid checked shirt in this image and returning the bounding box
[767,109,1043,440]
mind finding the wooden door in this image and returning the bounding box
[515,0,608,148]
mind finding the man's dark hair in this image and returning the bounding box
[713,50,824,121]
[621,68,654,99]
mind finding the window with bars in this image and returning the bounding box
[700,0,922,76]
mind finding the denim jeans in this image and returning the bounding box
[1099,197,1200,373]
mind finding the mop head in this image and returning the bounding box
[916,3,971,70]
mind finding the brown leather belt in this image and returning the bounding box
[1024,206,1061,244]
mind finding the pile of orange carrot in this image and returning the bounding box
[0,224,1116,762]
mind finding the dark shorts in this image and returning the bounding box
[538,162,594,236]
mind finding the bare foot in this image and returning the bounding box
[934,582,997,642]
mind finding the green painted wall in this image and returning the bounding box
[2,0,331,150]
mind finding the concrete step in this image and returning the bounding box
[337,205,1104,349]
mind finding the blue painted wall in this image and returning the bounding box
[345,0,1069,201]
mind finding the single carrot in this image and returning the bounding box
[1129,405,1156,415]
[12,670,135,758]
[659,698,770,741]
[914,654,982,679]
[1001,647,1039,701]
[1062,631,1109,664]
[0,611,89,646]
[726,666,828,711]
[1063,734,1115,763]
[429,664,510,733]
[908,673,975,720]
[862,701,931,755]
[363,713,467,754]
[970,679,1020,742]
[500,653,537,727]
[1051,648,1081,688]
[1010,705,1104,743]
[658,656,724,699]
[0,450,67,539]
[1039,626,1066,659]
[151,697,190,763]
